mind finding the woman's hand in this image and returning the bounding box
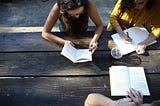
[135,33,156,54]
[115,26,132,44]
[89,39,98,54]
[121,33,132,44]
[127,88,143,106]
[65,40,75,46]
[115,98,135,106]
[136,42,146,54]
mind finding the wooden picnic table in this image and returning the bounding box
[0,0,12,2]
[0,30,160,106]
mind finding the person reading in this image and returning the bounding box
[42,0,103,54]
[107,0,160,54]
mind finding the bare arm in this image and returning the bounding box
[115,26,132,43]
[87,0,103,53]
[139,33,157,46]
[84,93,116,106]
[84,93,135,106]
[42,3,66,45]
[136,33,157,54]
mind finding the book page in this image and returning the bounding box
[61,41,77,62]
[75,49,92,63]
[124,27,149,45]
[111,34,135,55]
[111,27,157,55]
[61,41,92,63]
[129,67,150,96]
[109,66,130,96]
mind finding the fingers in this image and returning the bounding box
[116,98,136,106]
[89,46,96,54]
[127,89,137,102]
[136,44,146,54]
[126,37,132,43]
[65,40,75,47]
[89,43,97,54]
[136,49,145,54]
[137,90,143,99]
[123,38,132,44]
[122,34,132,44]
[127,90,134,99]
[127,88,143,106]
[130,88,140,97]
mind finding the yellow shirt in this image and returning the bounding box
[107,0,160,37]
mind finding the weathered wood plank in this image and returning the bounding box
[0,76,108,106]
[0,50,160,76]
[0,52,102,76]
[0,31,112,52]
[0,31,160,106]
[0,75,159,106]
[1,31,159,52]
[93,50,160,74]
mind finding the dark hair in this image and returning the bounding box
[58,0,89,34]
[119,0,157,15]
[57,0,88,12]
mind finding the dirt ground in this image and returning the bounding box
[0,0,116,28]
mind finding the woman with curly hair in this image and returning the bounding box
[42,0,103,54]
[107,0,160,54]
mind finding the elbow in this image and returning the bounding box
[100,23,104,29]
[96,23,104,30]
[99,22,104,28]
[41,30,48,40]
[41,30,46,38]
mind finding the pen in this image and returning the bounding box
[126,32,130,38]
[126,31,132,44]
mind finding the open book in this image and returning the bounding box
[109,66,150,96]
[111,27,157,55]
[61,41,92,63]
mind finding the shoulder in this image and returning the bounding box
[87,0,97,10]
[87,0,95,7]
[49,3,60,17]
[49,3,60,16]
[52,3,59,11]
[87,0,93,4]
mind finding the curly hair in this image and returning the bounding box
[119,0,157,15]
[57,0,88,12]
[57,0,89,34]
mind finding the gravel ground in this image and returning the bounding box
[0,0,117,27]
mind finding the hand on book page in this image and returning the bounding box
[109,66,150,96]
[127,88,143,106]
[111,27,157,55]
[61,41,92,63]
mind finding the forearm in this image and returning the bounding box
[92,24,103,42]
[140,33,157,46]
[115,26,126,38]
[84,93,116,106]
[42,31,66,45]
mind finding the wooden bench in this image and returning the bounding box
[0,31,160,106]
